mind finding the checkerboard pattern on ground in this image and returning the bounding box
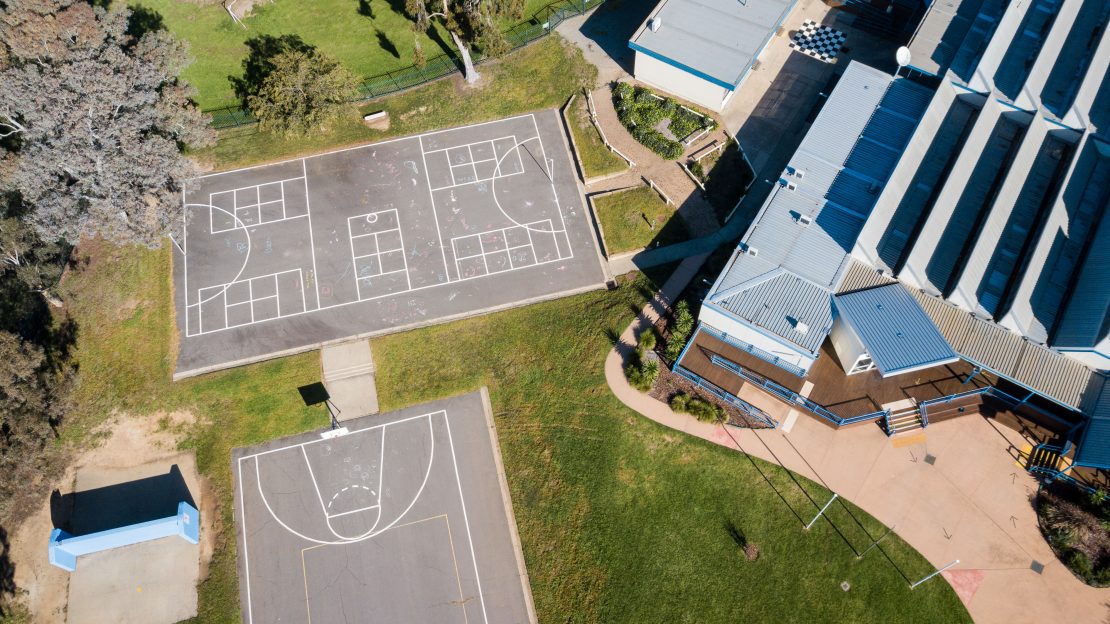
[789,20,846,63]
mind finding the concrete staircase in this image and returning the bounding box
[320,341,379,421]
[886,405,924,436]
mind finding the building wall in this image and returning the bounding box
[699,304,817,372]
[829,316,869,374]
[632,51,732,112]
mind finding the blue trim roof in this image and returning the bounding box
[1076,378,1110,469]
[627,41,736,91]
[834,284,959,376]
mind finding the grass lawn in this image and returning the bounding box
[55,239,970,623]
[195,35,597,169]
[130,0,556,110]
[593,186,690,255]
[566,92,627,180]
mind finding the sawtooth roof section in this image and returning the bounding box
[905,0,987,77]
[834,284,959,376]
[908,288,1095,409]
[628,0,795,89]
[1076,377,1110,468]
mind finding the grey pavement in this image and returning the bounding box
[174,111,606,378]
[321,340,379,420]
[231,389,535,624]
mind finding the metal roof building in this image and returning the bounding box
[833,284,958,377]
[628,0,797,112]
[700,62,931,372]
[687,0,1110,470]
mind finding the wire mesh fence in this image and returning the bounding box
[204,0,604,130]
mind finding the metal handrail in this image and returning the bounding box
[673,367,778,428]
[699,324,808,378]
[708,354,886,427]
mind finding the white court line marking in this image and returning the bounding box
[443,411,490,624]
[326,504,380,519]
[189,269,304,336]
[183,114,580,337]
[237,457,254,624]
[239,409,495,624]
[418,135,453,282]
[302,159,322,310]
[246,412,439,544]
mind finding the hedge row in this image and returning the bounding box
[612,82,717,160]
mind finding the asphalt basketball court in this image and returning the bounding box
[232,389,536,623]
[173,111,607,378]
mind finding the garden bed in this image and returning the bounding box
[649,363,773,430]
[1037,481,1110,587]
[613,82,717,160]
[591,186,690,255]
[689,138,755,222]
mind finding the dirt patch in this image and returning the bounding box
[8,411,215,623]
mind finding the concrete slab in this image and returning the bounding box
[174,111,606,378]
[63,454,201,624]
[321,340,379,420]
[231,389,535,624]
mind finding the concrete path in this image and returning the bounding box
[321,340,379,421]
[605,269,1110,624]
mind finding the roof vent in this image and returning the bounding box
[795,320,809,334]
[797,214,813,227]
[745,246,759,257]
[649,17,662,32]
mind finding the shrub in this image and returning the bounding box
[664,300,695,361]
[671,392,725,423]
[626,357,659,392]
[612,83,716,160]
[637,329,657,355]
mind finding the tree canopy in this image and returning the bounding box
[404,0,525,83]
[0,0,214,247]
[246,48,359,137]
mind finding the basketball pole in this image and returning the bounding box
[324,398,342,429]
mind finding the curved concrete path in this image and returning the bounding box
[606,264,1110,623]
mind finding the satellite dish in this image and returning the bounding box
[895,46,912,67]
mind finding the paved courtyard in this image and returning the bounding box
[174,111,606,378]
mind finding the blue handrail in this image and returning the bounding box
[708,354,887,427]
[700,324,808,378]
[673,366,778,428]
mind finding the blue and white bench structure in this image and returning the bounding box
[48,501,200,572]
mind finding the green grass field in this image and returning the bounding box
[593,185,690,254]
[131,0,555,110]
[566,93,627,179]
[196,36,597,169]
[56,240,970,623]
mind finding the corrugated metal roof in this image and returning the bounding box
[837,258,896,294]
[1076,377,1110,468]
[1052,202,1110,350]
[711,265,833,353]
[905,0,987,77]
[629,0,795,88]
[834,284,959,375]
[703,62,931,356]
[908,288,1095,409]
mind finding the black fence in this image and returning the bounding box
[204,0,603,130]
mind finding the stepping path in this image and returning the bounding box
[321,340,379,421]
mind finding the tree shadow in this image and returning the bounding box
[0,525,12,617]
[356,0,374,18]
[231,34,317,104]
[126,4,165,42]
[376,29,400,59]
[50,465,195,536]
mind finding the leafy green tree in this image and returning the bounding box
[404,0,525,84]
[247,49,359,137]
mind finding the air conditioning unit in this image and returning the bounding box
[795,320,809,334]
[649,17,662,32]
[797,214,813,227]
[745,246,759,257]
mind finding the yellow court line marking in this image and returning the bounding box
[1015,443,1033,469]
[892,432,927,448]
[300,514,468,623]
